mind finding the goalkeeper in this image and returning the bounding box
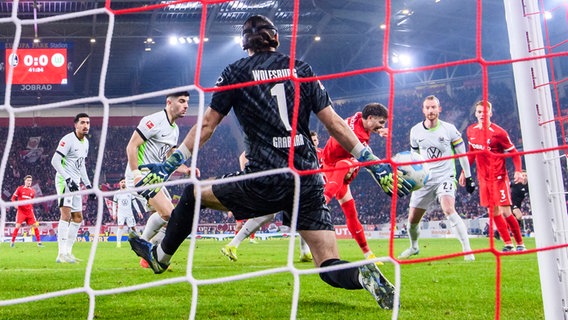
[129,14,414,310]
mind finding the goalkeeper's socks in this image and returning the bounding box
[161,185,196,256]
[319,259,362,290]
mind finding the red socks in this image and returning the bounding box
[341,199,370,254]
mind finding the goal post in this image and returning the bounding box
[503,1,568,319]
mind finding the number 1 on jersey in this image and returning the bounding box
[271,83,292,131]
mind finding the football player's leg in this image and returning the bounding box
[154,184,200,266]
[142,189,174,242]
[337,186,371,256]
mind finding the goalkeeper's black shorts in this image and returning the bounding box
[212,171,333,231]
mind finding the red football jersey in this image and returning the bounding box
[323,112,370,166]
[11,185,35,214]
[466,123,515,181]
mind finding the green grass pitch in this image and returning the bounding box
[0,237,543,320]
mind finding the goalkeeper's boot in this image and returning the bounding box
[359,263,396,310]
[299,252,313,262]
[10,242,14,248]
[221,245,238,261]
[398,247,419,259]
[366,253,384,266]
[129,231,168,274]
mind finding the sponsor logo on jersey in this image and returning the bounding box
[60,141,66,147]
[145,120,155,129]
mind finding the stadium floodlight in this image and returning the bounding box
[234,36,242,44]
[178,37,186,44]
[169,36,177,45]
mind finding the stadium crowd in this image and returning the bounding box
[0,83,547,232]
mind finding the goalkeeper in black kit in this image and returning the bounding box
[129,14,414,310]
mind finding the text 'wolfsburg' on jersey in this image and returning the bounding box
[210,51,330,171]
[55,132,90,183]
[135,109,179,165]
[410,120,464,185]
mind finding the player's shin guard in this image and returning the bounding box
[160,184,196,256]
[319,259,362,289]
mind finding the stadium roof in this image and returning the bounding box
[0,0,565,106]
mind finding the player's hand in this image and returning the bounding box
[85,185,97,200]
[465,177,476,194]
[368,165,414,197]
[357,147,414,197]
[136,150,186,199]
[66,178,79,192]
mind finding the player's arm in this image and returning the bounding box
[317,105,413,197]
[136,107,224,198]
[51,151,69,179]
[238,151,248,171]
[11,187,19,202]
[126,131,145,182]
[79,158,92,187]
[455,141,476,193]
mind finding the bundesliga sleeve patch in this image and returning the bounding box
[145,120,154,129]
[59,141,65,147]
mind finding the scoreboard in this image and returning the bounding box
[3,42,72,92]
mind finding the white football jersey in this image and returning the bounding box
[54,132,90,183]
[409,120,464,185]
[132,109,179,166]
[113,192,135,217]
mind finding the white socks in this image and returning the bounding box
[57,220,69,256]
[447,212,472,252]
[408,223,420,249]
[66,222,81,255]
[229,214,275,247]
[142,212,167,242]
[300,236,311,256]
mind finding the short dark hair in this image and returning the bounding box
[362,103,388,119]
[166,91,190,99]
[241,15,279,51]
[74,113,89,123]
[24,175,32,180]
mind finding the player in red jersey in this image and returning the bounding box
[322,103,390,263]
[10,175,43,247]
[459,100,526,252]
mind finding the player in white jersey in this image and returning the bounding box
[125,91,192,267]
[399,95,477,261]
[51,113,94,263]
[112,177,144,248]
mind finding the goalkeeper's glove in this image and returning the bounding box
[357,147,414,197]
[85,185,97,201]
[465,177,476,194]
[136,150,186,199]
[66,178,79,192]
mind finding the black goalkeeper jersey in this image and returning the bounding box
[210,51,331,172]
